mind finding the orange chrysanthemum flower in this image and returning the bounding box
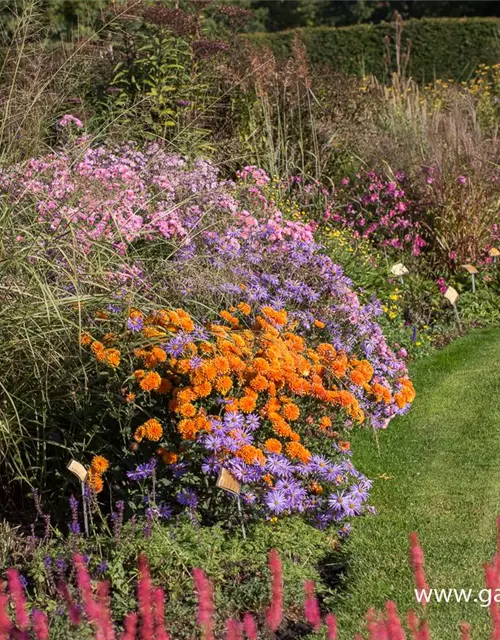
[80,332,92,346]
[220,310,240,327]
[281,403,300,421]
[139,371,162,392]
[193,381,212,398]
[87,470,104,493]
[91,455,109,474]
[104,348,121,368]
[143,418,163,442]
[178,403,197,418]
[157,379,173,395]
[319,416,332,430]
[214,375,233,395]
[158,448,178,465]
[237,302,251,315]
[350,369,366,386]
[265,438,282,454]
[134,426,145,442]
[249,375,268,392]
[286,442,311,463]
[314,319,325,329]
[178,419,197,440]
[239,396,256,413]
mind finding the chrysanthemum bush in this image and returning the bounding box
[80,299,414,531]
[4,517,500,639]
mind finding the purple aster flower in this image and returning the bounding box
[328,491,347,512]
[177,488,198,509]
[343,497,362,517]
[189,355,203,369]
[223,412,245,430]
[127,458,157,481]
[265,455,294,478]
[245,413,260,431]
[127,315,144,332]
[201,455,221,475]
[338,523,352,537]
[265,489,288,514]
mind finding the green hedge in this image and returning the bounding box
[245,18,500,82]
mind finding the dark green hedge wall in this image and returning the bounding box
[245,18,500,82]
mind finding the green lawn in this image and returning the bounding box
[333,328,500,639]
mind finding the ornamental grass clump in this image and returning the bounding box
[81,301,415,531]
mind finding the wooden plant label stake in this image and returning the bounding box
[67,459,89,536]
[443,287,462,331]
[216,468,245,539]
[462,264,478,293]
[390,262,409,285]
[67,459,88,482]
[216,468,241,496]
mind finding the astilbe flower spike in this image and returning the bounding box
[6,568,29,630]
[385,601,406,639]
[325,613,337,639]
[242,613,258,640]
[409,533,429,601]
[0,584,12,640]
[193,567,215,640]
[121,612,138,640]
[75,554,101,629]
[57,581,81,626]
[96,580,115,640]
[459,621,471,640]
[137,554,154,640]
[32,609,50,640]
[303,580,321,631]
[152,587,170,640]
[225,618,243,640]
[265,549,283,632]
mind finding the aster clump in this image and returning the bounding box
[83,302,415,531]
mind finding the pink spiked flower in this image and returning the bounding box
[137,555,154,640]
[0,585,12,640]
[152,587,170,640]
[225,618,243,640]
[460,622,471,640]
[32,609,49,640]
[325,613,337,639]
[193,568,215,640]
[385,601,405,639]
[121,612,138,640]
[409,533,429,602]
[243,613,257,640]
[303,580,321,631]
[265,549,283,632]
[6,569,29,631]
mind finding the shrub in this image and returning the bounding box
[245,17,500,83]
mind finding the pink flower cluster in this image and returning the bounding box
[0,145,315,254]
[289,171,427,256]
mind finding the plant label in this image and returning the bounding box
[390,263,409,277]
[444,286,459,305]
[462,264,478,274]
[67,459,88,482]
[216,468,241,495]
